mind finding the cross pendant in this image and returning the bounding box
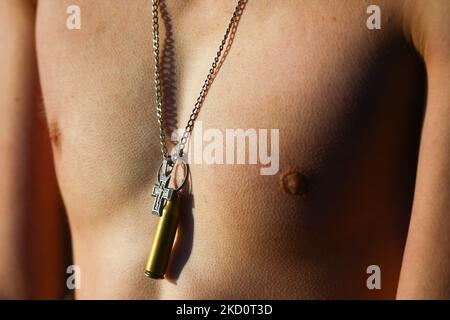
[151,182,174,216]
[151,159,175,216]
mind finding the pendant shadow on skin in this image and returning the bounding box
[165,178,195,284]
[158,0,191,284]
[159,0,248,283]
[160,0,179,136]
[158,0,248,136]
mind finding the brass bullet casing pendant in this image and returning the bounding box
[146,158,189,279]
[145,192,181,279]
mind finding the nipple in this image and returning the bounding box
[49,121,62,151]
[280,169,309,196]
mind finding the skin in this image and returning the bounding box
[396,0,450,299]
[0,0,448,299]
[0,0,67,299]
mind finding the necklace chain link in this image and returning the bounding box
[151,0,243,160]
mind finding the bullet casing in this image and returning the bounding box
[145,193,181,279]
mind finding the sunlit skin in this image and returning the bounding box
[0,0,449,299]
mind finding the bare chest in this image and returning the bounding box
[36,0,424,231]
[36,0,426,299]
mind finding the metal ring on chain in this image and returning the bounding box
[156,158,190,192]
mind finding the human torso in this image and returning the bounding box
[36,0,425,299]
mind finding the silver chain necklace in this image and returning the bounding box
[145,0,245,279]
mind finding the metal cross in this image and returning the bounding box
[151,160,175,216]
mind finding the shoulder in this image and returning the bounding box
[0,0,36,54]
[403,0,450,60]
[0,0,37,17]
